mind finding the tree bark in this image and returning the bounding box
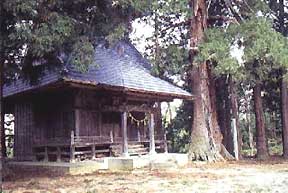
[243,87,254,155]
[0,1,4,188]
[208,67,223,148]
[0,59,4,158]
[253,82,269,160]
[188,0,223,161]
[216,76,234,154]
[208,68,234,160]
[281,79,288,158]
[278,0,288,159]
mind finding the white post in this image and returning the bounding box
[232,118,239,160]
[121,112,129,157]
[149,113,156,155]
[110,130,114,143]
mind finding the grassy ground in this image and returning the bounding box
[3,158,288,193]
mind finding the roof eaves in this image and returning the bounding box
[63,77,194,100]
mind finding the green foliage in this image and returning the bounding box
[268,138,283,156]
[2,0,152,76]
[4,0,37,16]
[31,14,74,57]
[196,28,240,76]
[107,24,127,45]
[150,44,189,77]
[70,37,95,72]
[166,102,192,153]
[113,0,152,12]
[241,18,288,66]
[197,17,288,84]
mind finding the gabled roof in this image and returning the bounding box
[4,41,193,100]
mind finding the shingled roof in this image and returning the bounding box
[4,41,193,100]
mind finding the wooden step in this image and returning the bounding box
[129,147,148,153]
[128,144,145,149]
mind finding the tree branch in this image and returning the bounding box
[208,15,239,24]
[160,20,190,32]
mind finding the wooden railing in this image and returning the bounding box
[33,134,165,147]
[74,136,112,144]
[32,131,167,162]
[33,137,71,147]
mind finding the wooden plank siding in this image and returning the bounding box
[12,89,75,161]
[14,102,34,160]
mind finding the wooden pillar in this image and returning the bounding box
[70,130,75,163]
[121,112,129,157]
[149,113,156,155]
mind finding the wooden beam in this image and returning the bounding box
[121,111,129,157]
[102,105,156,113]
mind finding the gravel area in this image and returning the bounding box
[3,159,288,193]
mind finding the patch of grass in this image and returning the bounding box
[180,179,194,186]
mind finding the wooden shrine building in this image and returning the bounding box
[4,40,193,162]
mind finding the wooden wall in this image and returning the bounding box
[13,89,75,161]
[74,89,122,139]
[14,102,34,161]
[74,89,162,142]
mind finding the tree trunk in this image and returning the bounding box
[0,1,5,188]
[189,64,222,161]
[281,79,288,158]
[278,0,288,159]
[208,69,234,160]
[216,76,234,154]
[253,82,269,160]
[208,67,223,148]
[0,60,4,158]
[188,0,223,161]
[216,78,228,146]
[244,88,254,155]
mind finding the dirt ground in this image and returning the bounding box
[3,158,288,193]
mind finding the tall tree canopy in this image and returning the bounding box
[140,0,288,160]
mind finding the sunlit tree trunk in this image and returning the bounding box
[253,82,269,160]
[188,0,223,161]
